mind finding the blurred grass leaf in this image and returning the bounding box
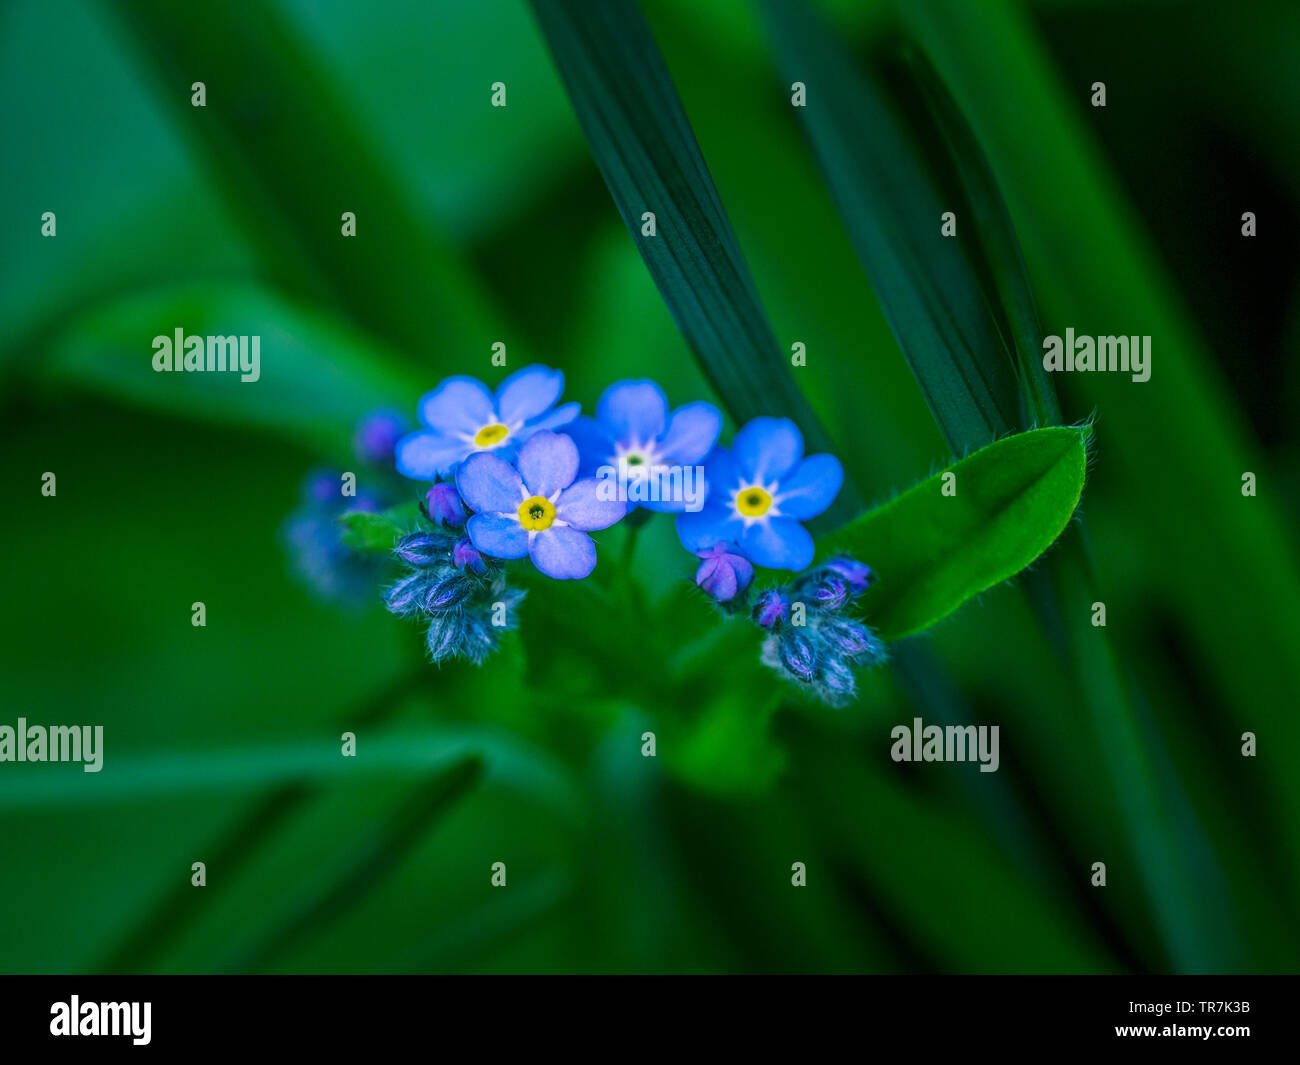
[758,0,1037,452]
[826,425,1088,639]
[529,0,860,523]
[41,282,422,455]
[108,0,499,364]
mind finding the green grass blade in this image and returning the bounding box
[757,0,1024,453]
[108,0,498,362]
[221,756,484,972]
[529,0,861,521]
[901,0,1298,970]
[902,48,1061,429]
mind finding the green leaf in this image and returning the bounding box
[825,425,1088,639]
[107,0,499,363]
[529,0,861,524]
[757,0,1035,452]
[41,282,424,455]
[337,502,424,553]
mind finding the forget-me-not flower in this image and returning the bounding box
[676,417,843,571]
[456,430,625,580]
[395,364,579,481]
[566,379,721,511]
[694,542,754,602]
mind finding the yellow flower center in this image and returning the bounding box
[736,486,773,517]
[518,495,556,531]
[474,423,509,447]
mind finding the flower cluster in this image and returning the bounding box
[751,557,887,707]
[382,519,525,665]
[379,364,887,703]
[283,410,410,604]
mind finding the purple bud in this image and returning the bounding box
[753,589,789,629]
[421,572,472,612]
[779,631,817,682]
[694,542,754,603]
[425,614,462,661]
[384,571,425,616]
[453,537,487,574]
[394,531,443,567]
[820,617,886,665]
[426,482,467,527]
[819,657,858,703]
[354,410,407,465]
[306,469,342,505]
[825,556,874,594]
[811,575,849,611]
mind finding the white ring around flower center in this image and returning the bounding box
[729,480,782,527]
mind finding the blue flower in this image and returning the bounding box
[565,379,721,512]
[694,542,754,602]
[354,409,408,466]
[675,417,843,571]
[456,430,626,580]
[395,365,579,480]
[283,469,384,603]
[752,588,790,629]
[425,482,467,527]
[824,556,874,594]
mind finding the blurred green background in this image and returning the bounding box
[2,0,1298,973]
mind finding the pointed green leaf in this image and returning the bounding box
[825,426,1088,639]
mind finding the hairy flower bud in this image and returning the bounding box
[425,482,468,527]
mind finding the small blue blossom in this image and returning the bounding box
[752,588,790,629]
[425,482,467,527]
[354,409,408,466]
[565,379,722,512]
[453,537,486,574]
[395,365,579,481]
[825,556,874,594]
[694,542,754,602]
[283,469,384,604]
[676,417,843,571]
[456,430,626,580]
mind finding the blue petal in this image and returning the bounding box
[730,554,755,589]
[496,364,564,426]
[455,452,525,514]
[699,445,741,508]
[656,401,722,465]
[519,401,580,434]
[596,379,668,444]
[732,417,804,485]
[776,454,843,520]
[466,513,529,559]
[638,460,710,513]
[556,477,626,531]
[417,376,494,435]
[675,504,742,553]
[559,416,615,477]
[395,430,471,480]
[741,516,814,571]
[696,556,739,601]
[530,525,597,579]
[515,430,579,498]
